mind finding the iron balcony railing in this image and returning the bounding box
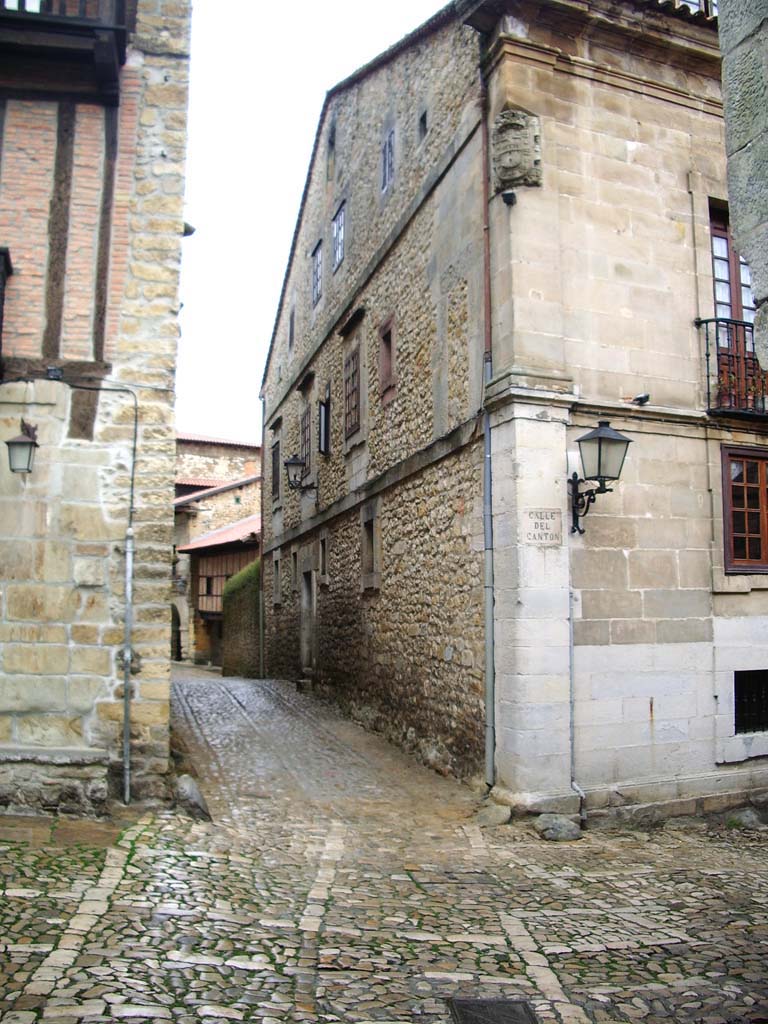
[0,0,125,22]
[696,317,768,417]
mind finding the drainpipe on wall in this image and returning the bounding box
[568,586,587,827]
[480,73,496,790]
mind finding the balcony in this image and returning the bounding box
[0,0,130,104]
[697,317,768,418]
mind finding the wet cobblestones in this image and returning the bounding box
[1,666,768,1023]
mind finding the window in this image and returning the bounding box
[288,309,295,354]
[332,203,345,270]
[0,247,12,358]
[312,241,323,306]
[379,316,396,400]
[735,670,768,734]
[320,535,328,577]
[291,549,298,591]
[381,129,395,192]
[272,553,281,605]
[344,347,361,438]
[318,385,331,456]
[680,0,718,14]
[710,208,756,330]
[723,446,768,572]
[360,500,381,592]
[708,208,764,413]
[418,110,428,143]
[327,121,336,182]
[300,405,311,479]
[271,440,281,501]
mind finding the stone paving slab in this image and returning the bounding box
[1,665,767,1023]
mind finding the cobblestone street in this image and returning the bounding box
[1,665,768,1024]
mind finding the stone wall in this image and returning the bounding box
[222,560,261,679]
[261,13,488,780]
[266,441,485,779]
[0,0,191,812]
[718,0,768,365]
[176,438,261,485]
[182,480,261,541]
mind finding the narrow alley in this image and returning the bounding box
[1,666,767,1024]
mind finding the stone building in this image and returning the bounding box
[172,434,261,663]
[717,0,768,365]
[0,0,191,812]
[260,0,768,818]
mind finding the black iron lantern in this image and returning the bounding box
[570,420,632,534]
[284,454,307,491]
[6,419,39,475]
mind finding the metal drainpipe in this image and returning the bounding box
[568,585,587,827]
[480,73,496,789]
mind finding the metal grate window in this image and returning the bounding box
[344,347,360,438]
[735,669,768,734]
[300,406,311,478]
[271,440,280,500]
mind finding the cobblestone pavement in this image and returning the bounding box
[2,665,768,1024]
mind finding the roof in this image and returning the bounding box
[177,514,261,553]
[258,0,718,399]
[173,474,261,507]
[176,432,261,449]
[175,477,227,489]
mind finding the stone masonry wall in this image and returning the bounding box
[176,439,261,485]
[266,442,485,779]
[261,13,488,781]
[0,0,191,812]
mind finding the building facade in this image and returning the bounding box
[260,0,768,816]
[0,0,191,812]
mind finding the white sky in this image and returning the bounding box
[175,0,444,445]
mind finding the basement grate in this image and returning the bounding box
[447,998,538,1024]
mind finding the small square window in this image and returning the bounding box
[312,241,323,306]
[735,670,768,733]
[381,129,395,192]
[332,203,345,270]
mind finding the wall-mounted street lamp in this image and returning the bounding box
[5,419,39,474]
[284,454,316,494]
[570,420,632,534]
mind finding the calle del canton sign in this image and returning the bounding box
[522,509,563,546]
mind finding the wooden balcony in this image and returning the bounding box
[697,317,768,418]
[0,0,131,104]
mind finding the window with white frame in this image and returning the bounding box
[332,203,345,270]
[312,241,323,306]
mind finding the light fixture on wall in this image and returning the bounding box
[570,420,632,534]
[284,454,316,494]
[5,419,39,474]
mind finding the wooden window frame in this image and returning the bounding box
[344,345,361,439]
[722,445,768,574]
[300,405,311,479]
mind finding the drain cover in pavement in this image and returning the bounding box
[447,999,538,1024]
